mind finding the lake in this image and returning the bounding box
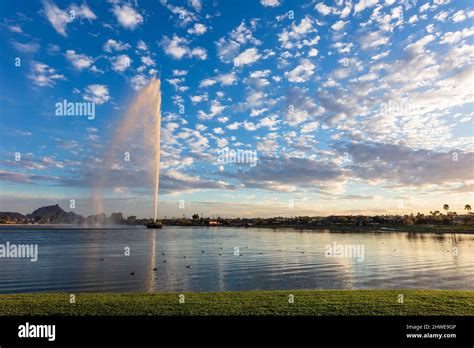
[0,226,473,293]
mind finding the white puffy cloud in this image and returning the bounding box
[173,70,188,76]
[440,28,474,45]
[260,0,282,7]
[315,3,335,15]
[187,23,207,35]
[234,48,261,67]
[360,31,389,50]
[28,61,65,87]
[452,10,467,23]
[226,122,241,130]
[340,3,353,18]
[190,93,208,103]
[160,0,198,26]
[42,10,67,37]
[213,127,224,135]
[137,40,148,51]
[42,1,96,37]
[111,54,132,72]
[259,115,280,129]
[250,108,268,116]
[301,121,319,133]
[250,70,271,78]
[210,101,226,116]
[358,72,378,81]
[162,35,188,59]
[216,71,237,85]
[246,70,271,87]
[418,3,431,13]
[112,4,143,30]
[229,19,261,45]
[285,59,316,83]
[287,110,310,125]
[278,16,318,50]
[166,78,188,92]
[243,121,259,131]
[216,38,240,63]
[70,3,96,20]
[216,20,261,63]
[190,47,208,60]
[331,20,347,31]
[371,50,389,60]
[198,101,226,120]
[11,41,40,53]
[188,0,202,11]
[161,34,207,60]
[141,56,155,66]
[65,50,94,70]
[453,10,474,23]
[405,34,435,55]
[199,78,217,88]
[408,15,418,24]
[103,39,130,53]
[257,139,278,154]
[130,74,149,90]
[83,84,110,104]
[434,11,448,22]
[354,0,378,14]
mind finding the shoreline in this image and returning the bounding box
[1,223,474,234]
[0,290,472,316]
[243,224,474,234]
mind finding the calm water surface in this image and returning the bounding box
[0,226,473,293]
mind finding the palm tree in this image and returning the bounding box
[465,205,472,213]
[443,204,449,214]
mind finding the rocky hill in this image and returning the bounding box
[0,204,137,225]
[26,204,84,224]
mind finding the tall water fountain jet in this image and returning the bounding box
[92,78,162,227]
[150,78,162,227]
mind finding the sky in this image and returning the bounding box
[0,0,473,219]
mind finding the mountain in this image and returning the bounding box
[0,212,25,222]
[0,204,138,225]
[27,204,65,219]
[26,204,84,224]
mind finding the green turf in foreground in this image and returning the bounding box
[0,290,473,316]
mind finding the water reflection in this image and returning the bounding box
[145,230,156,293]
[0,226,473,293]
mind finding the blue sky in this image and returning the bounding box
[0,0,473,218]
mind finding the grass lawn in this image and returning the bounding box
[0,290,473,316]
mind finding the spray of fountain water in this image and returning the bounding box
[152,81,161,223]
[92,78,162,222]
